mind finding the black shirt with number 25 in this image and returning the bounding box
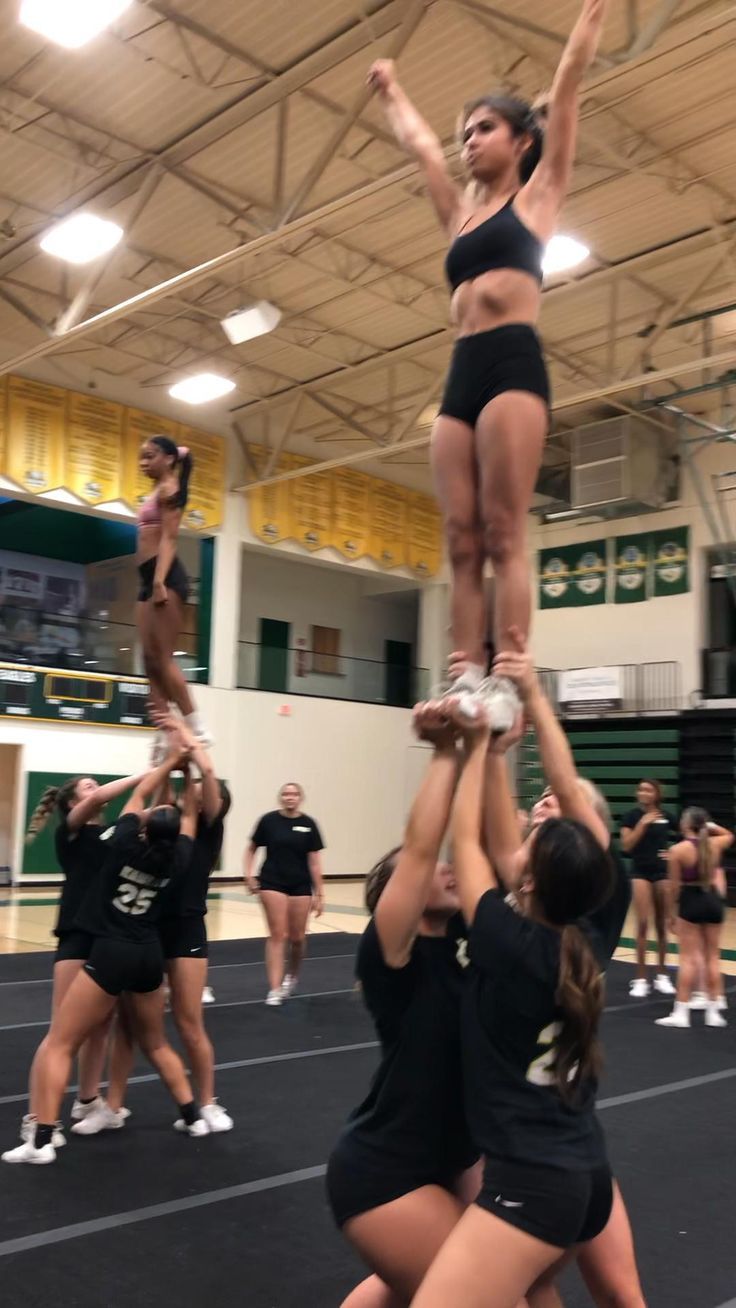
[75,813,193,942]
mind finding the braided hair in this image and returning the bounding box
[25,777,83,844]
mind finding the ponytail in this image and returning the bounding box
[140,840,176,879]
[683,806,715,890]
[365,846,402,914]
[25,776,82,844]
[555,924,604,1103]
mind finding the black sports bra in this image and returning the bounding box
[445,197,544,293]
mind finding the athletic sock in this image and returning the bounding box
[79,1097,96,1106]
[177,1100,198,1127]
[35,1124,54,1149]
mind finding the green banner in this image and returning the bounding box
[652,525,689,597]
[539,541,607,609]
[614,533,648,604]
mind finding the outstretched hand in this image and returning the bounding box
[412,700,458,749]
[367,58,397,95]
[488,712,526,756]
[492,626,537,702]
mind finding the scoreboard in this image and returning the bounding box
[0,662,152,729]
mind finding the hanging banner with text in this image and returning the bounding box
[652,525,689,597]
[614,533,649,604]
[558,665,623,712]
[538,540,607,609]
[0,377,225,530]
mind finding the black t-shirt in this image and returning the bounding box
[583,850,631,968]
[251,811,323,887]
[54,820,107,937]
[168,815,224,918]
[462,877,625,1171]
[619,807,677,874]
[342,915,477,1178]
[75,813,193,942]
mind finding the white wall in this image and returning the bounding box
[7,683,417,881]
[238,548,419,701]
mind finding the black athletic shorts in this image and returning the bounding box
[159,915,208,960]
[679,886,725,926]
[476,1157,613,1249]
[326,1133,479,1229]
[55,930,94,963]
[630,864,668,884]
[137,555,189,603]
[439,324,550,428]
[258,878,313,898]
[83,936,165,997]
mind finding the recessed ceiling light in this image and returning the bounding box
[20,0,133,49]
[221,301,282,345]
[169,373,236,404]
[542,234,590,277]
[40,212,124,265]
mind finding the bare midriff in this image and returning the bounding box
[137,522,160,566]
[449,268,542,336]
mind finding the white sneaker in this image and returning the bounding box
[195,729,215,750]
[629,978,650,998]
[655,1003,690,1028]
[705,1005,728,1028]
[150,732,167,766]
[280,974,297,998]
[71,1095,105,1122]
[265,988,283,1007]
[173,1116,210,1137]
[201,986,215,1005]
[654,973,676,995]
[20,1114,65,1149]
[71,1104,127,1136]
[717,994,728,1011]
[689,991,708,1010]
[478,676,522,734]
[2,1139,56,1165]
[200,1101,233,1133]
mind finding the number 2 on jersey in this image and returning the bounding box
[526,1021,562,1086]
[112,881,155,916]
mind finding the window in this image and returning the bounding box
[311,625,341,676]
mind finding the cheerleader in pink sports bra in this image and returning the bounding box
[136,435,212,755]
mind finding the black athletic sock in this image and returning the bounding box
[34,1124,54,1149]
[178,1101,198,1127]
[78,1097,96,1105]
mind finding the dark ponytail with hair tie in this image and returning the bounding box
[149,435,193,511]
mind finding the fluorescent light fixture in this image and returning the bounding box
[542,234,590,277]
[221,300,282,345]
[40,212,123,265]
[544,508,583,522]
[20,0,133,49]
[169,373,236,405]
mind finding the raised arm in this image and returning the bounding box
[522,0,609,218]
[368,59,461,234]
[708,822,735,855]
[494,628,609,850]
[483,721,526,890]
[179,766,199,840]
[156,712,221,823]
[122,750,186,816]
[450,716,497,925]
[66,772,146,832]
[374,703,459,967]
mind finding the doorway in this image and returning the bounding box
[258,618,290,693]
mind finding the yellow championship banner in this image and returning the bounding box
[5,377,65,493]
[332,468,371,560]
[369,478,408,569]
[287,453,333,551]
[122,409,179,510]
[408,491,443,577]
[247,445,292,544]
[176,425,226,531]
[65,392,123,504]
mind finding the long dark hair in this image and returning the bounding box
[365,846,402,914]
[682,806,715,891]
[150,435,192,510]
[25,777,85,844]
[460,93,545,184]
[140,804,181,877]
[530,819,615,1102]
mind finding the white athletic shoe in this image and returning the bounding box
[477,676,522,734]
[201,986,215,1005]
[629,978,650,998]
[20,1115,65,1149]
[265,988,283,1007]
[71,1104,127,1136]
[654,973,676,995]
[705,1005,728,1028]
[71,1095,106,1122]
[150,732,167,767]
[173,1116,210,1137]
[689,991,708,1010]
[717,994,728,1011]
[2,1139,56,1165]
[200,1101,234,1133]
[655,1003,690,1028]
[280,974,297,998]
